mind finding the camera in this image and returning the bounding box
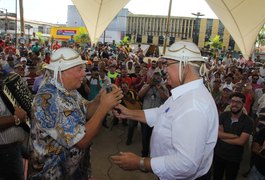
[152,77,162,85]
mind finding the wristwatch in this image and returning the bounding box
[139,157,147,172]
[14,115,21,126]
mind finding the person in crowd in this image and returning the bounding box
[0,36,5,52]
[107,63,119,84]
[87,67,101,101]
[120,82,142,145]
[115,68,132,88]
[215,85,234,114]
[31,42,41,57]
[251,73,263,91]
[30,32,39,46]
[32,62,46,93]
[211,79,222,102]
[146,60,157,82]
[68,35,75,46]
[138,71,169,157]
[238,54,246,67]
[213,92,253,180]
[52,41,61,50]
[247,127,265,179]
[28,48,123,179]
[99,69,112,128]
[259,63,265,78]
[246,57,254,68]
[18,32,27,46]
[111,41,218,179]
[126,60,135,77]
[0,73,28,180]
[131,64,146,92]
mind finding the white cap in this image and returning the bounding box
[46,48,85,71]
[163,41,204,62]
[222,84,233,91]
[20,57,27,62]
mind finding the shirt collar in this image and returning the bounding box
[171,79,204,100]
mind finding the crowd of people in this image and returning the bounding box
[0,31,265,180]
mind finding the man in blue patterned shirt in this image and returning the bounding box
[28,48,123,179]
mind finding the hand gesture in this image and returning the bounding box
[14,107,27,123]
[111,152,141,171]
[112,104,129,119]
[99,86,123,111]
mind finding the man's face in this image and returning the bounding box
[121,83,129,93]
[230,96,244,114]
[252,76,259,84]
[151,62,156,69]
[121,69,128,78]
[165,60,179,88]
[61,64,86,90]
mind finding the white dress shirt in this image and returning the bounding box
[144,79,218,180]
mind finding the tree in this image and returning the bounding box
[256,25,265,51]
[36,32,48,45]
[205,35,223,58]
[74,33,90,47]
[119,36,130,46]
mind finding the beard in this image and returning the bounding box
[231,107,243,115]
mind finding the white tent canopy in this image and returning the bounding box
[71,0,130,44]
[206,0,265,59]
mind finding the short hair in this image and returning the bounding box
[230,92,246,103]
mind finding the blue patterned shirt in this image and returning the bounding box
[29,77,91,180]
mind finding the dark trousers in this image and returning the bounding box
[0,143,24,180]
[212,155,240,180]
[127,120,138,143]
[140,123,153,157]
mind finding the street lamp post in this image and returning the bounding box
[191,12,204,45]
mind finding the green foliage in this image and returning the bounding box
[205,35,223,50]
[256,25,265,48]
[119,36,130,46]
[36,32,46,45]
[74,33,90,45]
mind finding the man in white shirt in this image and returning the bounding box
[111,41,219,180]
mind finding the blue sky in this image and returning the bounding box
[0,0,217,24]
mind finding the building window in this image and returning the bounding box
[218,21,224,42]
[8,21,15,30]
[169,37,175,45]
[148,35,153,44]
[38,26,44,33]
[136,34,142,43]
[158,35,164,45]
[228,35,235,50]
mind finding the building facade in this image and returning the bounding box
[126,13,240,52]
[0,10,58,44]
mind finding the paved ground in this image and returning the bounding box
[91,118,251,180]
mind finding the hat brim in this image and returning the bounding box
[45,59,86,71]
[162,55,205,62]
